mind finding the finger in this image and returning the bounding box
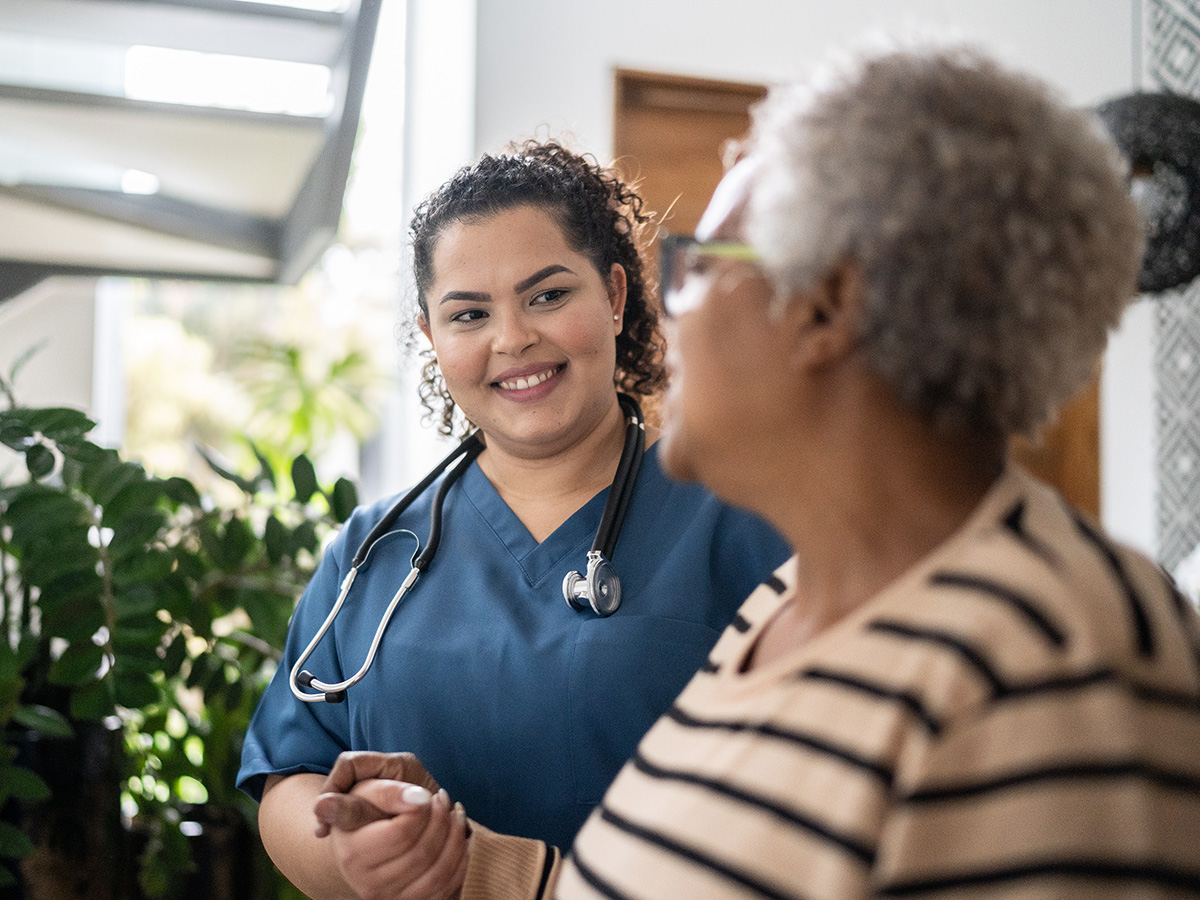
[398,799,470,900]
[330,796,443,897]
[323,750,422,794]
[315,782,432,836]
[313,792,389,837]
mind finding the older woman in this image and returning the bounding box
[315,43,1200,900]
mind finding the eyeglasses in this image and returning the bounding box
[659,233,763,317]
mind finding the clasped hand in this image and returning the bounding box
[313,751,470,900]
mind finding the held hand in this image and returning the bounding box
[323,750,442,796]
[315,779,469,900]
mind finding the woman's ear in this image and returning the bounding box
[788,261,865,369]
[418,312,432,344]
[607,263,628,331]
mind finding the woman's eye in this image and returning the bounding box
[449,308,487,324]
[684,253,713,277]
[531,288,569,306]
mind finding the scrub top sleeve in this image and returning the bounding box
[710,505,791,604]
[236,525,357,802]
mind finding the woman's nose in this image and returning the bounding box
[492,308,538,355]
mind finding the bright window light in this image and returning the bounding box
[121,169,161,195]
[125,46,332,117]
[229,0,350,9]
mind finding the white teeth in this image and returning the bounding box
[499,368,555,391]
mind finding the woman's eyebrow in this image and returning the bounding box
[439,289,490,305]
[514,264,575,294]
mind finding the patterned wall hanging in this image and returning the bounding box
[1144,0,1200,574]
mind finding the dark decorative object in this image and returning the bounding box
[1096,91,1200,293]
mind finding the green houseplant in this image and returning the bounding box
[0,364,357,899]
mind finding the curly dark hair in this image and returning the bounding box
[408,140,666,437]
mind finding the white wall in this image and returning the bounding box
[0,278,96,412]
[469,0,1156,555]
[474,0,1138,155]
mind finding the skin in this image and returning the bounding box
[260,203,655,899]
[418,204,653,540]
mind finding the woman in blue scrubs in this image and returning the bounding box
[237,141,789,900]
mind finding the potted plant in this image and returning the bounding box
[0,362,357,899]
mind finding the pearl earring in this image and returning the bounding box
[613,315,619,321]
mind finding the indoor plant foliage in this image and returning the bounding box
[0,369,357,899]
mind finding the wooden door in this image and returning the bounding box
[611,68,1101,519]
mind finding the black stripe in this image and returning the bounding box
[879,859,1200,896]
[997,667,1200,712]
[665,704,894,786]
[1162,569,1200,689]
[536,844,559,900]
[569,846,634,900]
[1070,510,1155,657]
[766,574,787,594]
[1001,500,1059,568]
[731,612,752,633]
[929,571,1066,647]
[631,750,876,863]
[597,804,815,900]
[902,760,1200,803]
[868,620,1007,698]
[798,667,943,736]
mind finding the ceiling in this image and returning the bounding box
[0,0,382,302]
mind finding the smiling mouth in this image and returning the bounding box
[495,365,563,391]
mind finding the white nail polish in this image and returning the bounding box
[402,784,432,805]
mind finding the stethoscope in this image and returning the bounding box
[290,394,646,703]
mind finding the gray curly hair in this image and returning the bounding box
[745,42,1145,436]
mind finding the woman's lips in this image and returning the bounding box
[493,364,564,392]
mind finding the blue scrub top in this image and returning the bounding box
[237,443,789,850]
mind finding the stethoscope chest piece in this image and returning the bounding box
[560,393,644,618]
[563,550,621,616]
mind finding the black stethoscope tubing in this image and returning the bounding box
[291,394,645,703]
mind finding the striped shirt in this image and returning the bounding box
[552,468,1200,899]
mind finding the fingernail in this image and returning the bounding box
[402,784,432,805]
[435,788,450,809]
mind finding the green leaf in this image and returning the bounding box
[40,599,105,642]
[114,671,160,708]
[6,339,48,388]
[69,678,115,720]
[111,548,176,589]
[0,764,50,802]
[100,479,169,527]
[10,704,74,738]
[197,445,257,494]
[291,454,318,504]
[159,635,188,679]
[217,515,255,570]
[264,514,287,564]
[251,442,277,492]
[289,519,318,557]
[162,475,201,508]
[106,509,167,561]
[0,415,33,451]
[330,477,359,523]
[24,443,55,479]
[47,642,105,687]
[18,406,95,445]
[0,821,34,860]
